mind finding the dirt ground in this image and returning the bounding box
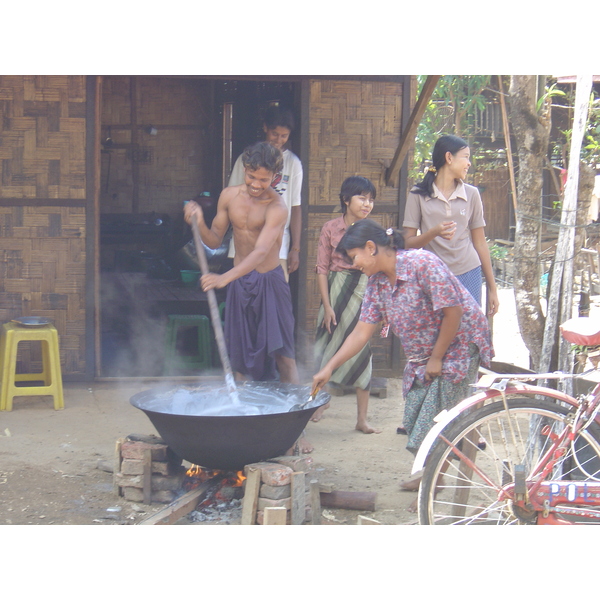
[0,288,529,528]
[0,377,419,526]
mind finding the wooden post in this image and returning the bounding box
[142,448,152,505]
[291,471,306,525]
[497,75,518,213]
[241,467,261,525]
[113,438,124,496]
[540,75,593,394]
[385,75,441,187]
[310,480,321,525]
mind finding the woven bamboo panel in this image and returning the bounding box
[308,80,403,207]
[0,206,87,374]
[0,75,88,375]
[0,75,87,199]
[100,76,213,215]
[303,79,405,374]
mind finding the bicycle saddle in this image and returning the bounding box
[560,317,600,346]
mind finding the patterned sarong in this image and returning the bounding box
[314,269,372,390]
[224,265,295,381]
[403,343,480,455]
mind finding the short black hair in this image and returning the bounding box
[242,141,283,175]
[339,176,377,213]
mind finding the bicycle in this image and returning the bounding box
[412,316,600,525]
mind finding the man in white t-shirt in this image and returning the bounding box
[228,106,303,281]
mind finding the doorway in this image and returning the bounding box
[96,76,301,377]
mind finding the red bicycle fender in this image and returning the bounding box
[411,384,581,475]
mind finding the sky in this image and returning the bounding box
[4,1,597,76]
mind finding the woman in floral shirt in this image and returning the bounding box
[312,219,493,497]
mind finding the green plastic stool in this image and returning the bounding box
[163,314,212,375]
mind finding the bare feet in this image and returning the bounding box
[356,421,382,434]
[407,497,419,513]
[297,436,313,454]
[399,476,421,492]
[310,401,330,422]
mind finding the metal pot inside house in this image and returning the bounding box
[130,381,330,471]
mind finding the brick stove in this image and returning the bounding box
[113,434,328,525]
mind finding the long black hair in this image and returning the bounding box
[339,176,377,213]
[336,219,404,261]
[413,134,469,197]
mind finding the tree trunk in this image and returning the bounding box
[574,162,597,274]
[509,76,551,370]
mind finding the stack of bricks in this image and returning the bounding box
[113,434,185,504]
[241,456,319,525]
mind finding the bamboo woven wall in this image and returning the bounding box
[0,75,88,375]
[100,76,214,216]
[304,79,404,375]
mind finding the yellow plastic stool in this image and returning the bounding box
[0,322,64,411]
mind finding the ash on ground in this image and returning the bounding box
[188,498,242,524]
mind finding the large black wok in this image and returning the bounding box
[130,382,330,471]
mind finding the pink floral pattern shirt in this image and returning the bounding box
[360,249,493,397]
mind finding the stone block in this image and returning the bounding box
[120,440,168,462]
[244,462,293,486]
[260,483,291,500]
[257,496,291,510]
[121,459,174,476]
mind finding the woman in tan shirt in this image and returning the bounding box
[403,134,499,316]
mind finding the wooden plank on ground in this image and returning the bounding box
[357,515,381,525]
[241,467,261,525]
[137,483,212,525]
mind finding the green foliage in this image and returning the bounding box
[412,75,494,181]
[536,82,566,113]
[583,93,600,167]
[488,241,509,261]
[549,82,600,169]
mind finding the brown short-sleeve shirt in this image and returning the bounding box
[403,181,486,276]
[315,216,357,275]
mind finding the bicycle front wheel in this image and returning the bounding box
[418,395,600,525]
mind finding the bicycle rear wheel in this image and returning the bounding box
[418,395,600,525]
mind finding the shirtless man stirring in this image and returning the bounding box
[183,141,300,388]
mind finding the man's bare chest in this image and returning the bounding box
[231,199,269,232]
